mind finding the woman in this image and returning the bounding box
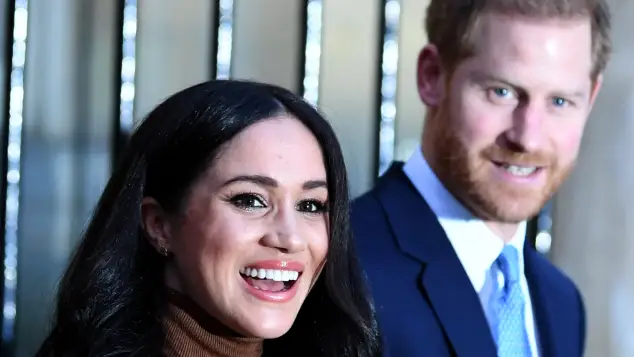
[35,80,382,357]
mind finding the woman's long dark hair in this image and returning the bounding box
[35,80,381,357]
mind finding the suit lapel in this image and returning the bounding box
[375,164,498,357]
[524,246,565,357]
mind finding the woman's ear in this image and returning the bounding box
[141,197,172,256]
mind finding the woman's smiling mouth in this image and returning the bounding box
[239,260,304,302]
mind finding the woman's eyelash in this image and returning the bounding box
[226,193,328,214]
[228,193,267,210]
[297,199,328,214]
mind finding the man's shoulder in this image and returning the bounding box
[350,188,388,240]
[349,178,405,257]
[528,248,585,319]
[351,162,408,216]
[351,188,381,216]
[527,248,586,351]
[530,249,581,293]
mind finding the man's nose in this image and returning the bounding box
[503,103,546,152]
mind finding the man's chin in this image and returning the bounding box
[482,198,545,223]
[465,189,547,223]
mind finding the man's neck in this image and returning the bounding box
[483,221,521,243]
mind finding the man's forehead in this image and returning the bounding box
[466,14,593,77]
[471,12,593,47]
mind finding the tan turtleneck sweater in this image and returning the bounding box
[163,290,263,357]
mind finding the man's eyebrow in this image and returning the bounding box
[472,71,588,99]
[471,71,520,88]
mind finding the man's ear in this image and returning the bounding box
[588,74,603,112]
[416,43,446,107]
[141,197,172,255]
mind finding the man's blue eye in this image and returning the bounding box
[494,88,510,97]
[553,97,567,107]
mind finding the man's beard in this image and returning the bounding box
[427,103,572,223]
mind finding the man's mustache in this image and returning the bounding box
[481,146,553,167]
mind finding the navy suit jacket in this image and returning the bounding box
[352,163,586,357]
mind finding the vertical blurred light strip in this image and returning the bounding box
[215,0,234,79]
[302,0,322,105]
[377,0,400,175]
[119,0,137,136]
[534,202,554,254]
[2,0,28,343]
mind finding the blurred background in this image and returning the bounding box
[0,0,632,356]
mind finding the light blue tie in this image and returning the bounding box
[492,245,531,357]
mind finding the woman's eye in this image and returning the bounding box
[297,199,327,214]
[230,193,267,210]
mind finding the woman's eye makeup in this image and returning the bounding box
[228,193,267,210]
[296,199,328,214]
[226,192,327,214]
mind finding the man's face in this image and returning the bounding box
[418,13,602,222]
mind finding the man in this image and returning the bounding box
[352,1,611,356]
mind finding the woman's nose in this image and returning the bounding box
[260,205,307,253]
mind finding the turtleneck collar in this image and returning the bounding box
[163,289,263,357]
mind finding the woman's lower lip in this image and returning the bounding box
[241,277,300,303]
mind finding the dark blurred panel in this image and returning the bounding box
[0,1,8,125]
[13,0,118,355]
[111,0,126,167]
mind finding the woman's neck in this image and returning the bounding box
[163,290,263,357]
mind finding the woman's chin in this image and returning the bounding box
[236,314,297,339]
[230,281,308,338]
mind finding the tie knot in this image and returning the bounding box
[497,245,520,284]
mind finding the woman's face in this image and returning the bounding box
[162,117,329,338]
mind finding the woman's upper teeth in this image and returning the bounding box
[240,267,300,281]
